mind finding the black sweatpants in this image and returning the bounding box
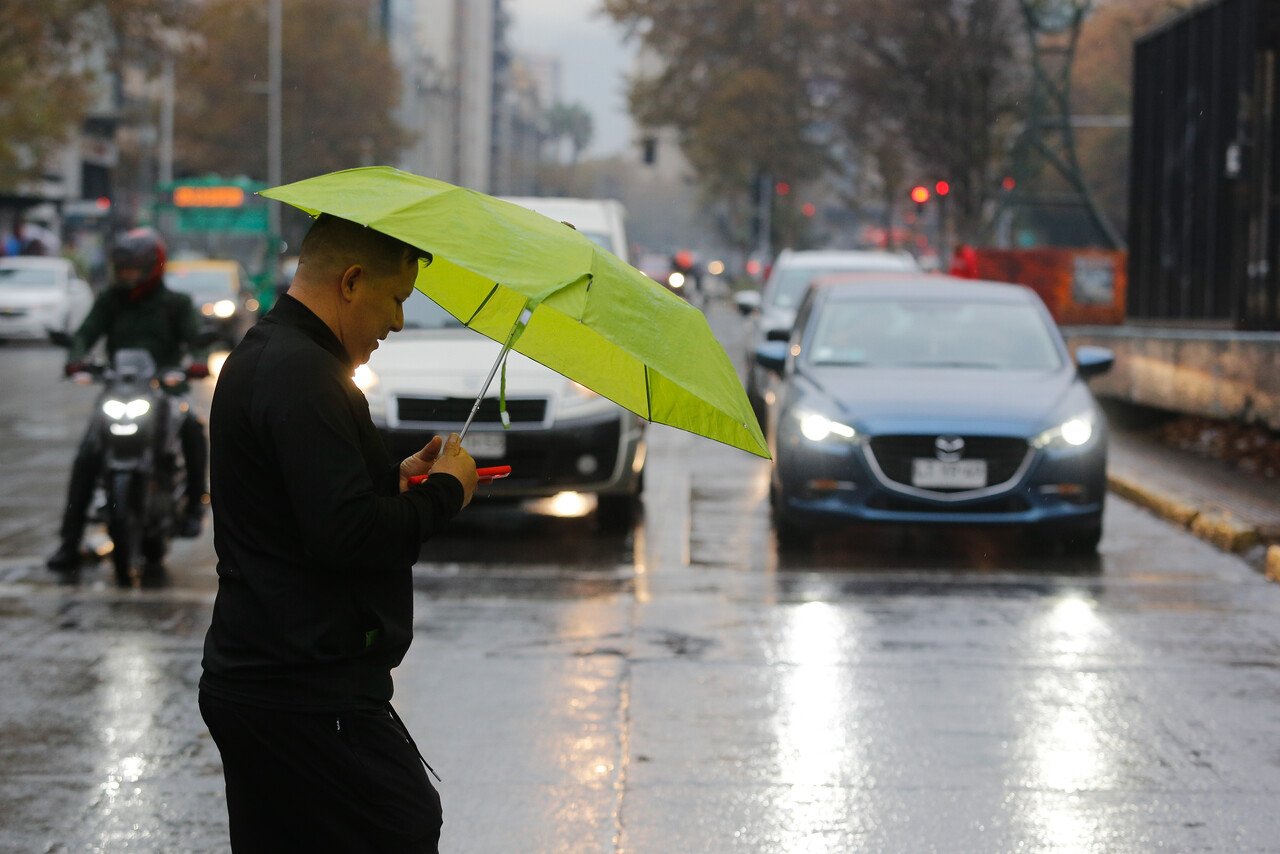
[199,692,442,853]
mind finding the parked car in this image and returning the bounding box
[165,259,257,346]
[0,256,93,340]
[362,293,647,531]
[740,249,920,418]
[755,274,1113,553]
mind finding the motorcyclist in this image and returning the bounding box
[46,227,210,575]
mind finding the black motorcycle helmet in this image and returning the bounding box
[111,227,167,291]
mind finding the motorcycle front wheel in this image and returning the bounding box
[107,471,142,587]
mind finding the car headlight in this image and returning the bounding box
[557,379,616,420]
[213,299,237,319]
[353,364,378,392]
[1032,412,1095,450]
[793,409,858,443]
[352,365,386,421]
[102,398,150,420]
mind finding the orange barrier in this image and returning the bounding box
[971,248,1127,325]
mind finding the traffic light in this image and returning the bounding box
[775,181,791,196]
[934,180,950,197]
[910,185,930,213]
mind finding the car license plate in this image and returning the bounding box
[464,431,506,459]
[911,458,987,489]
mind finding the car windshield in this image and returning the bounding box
[578,230,615,254]
[402,292,466,330]
[768,262,907,309]
[0,266,58,288]
[168,269,235,301]
[807,298,1063,371]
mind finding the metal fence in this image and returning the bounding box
[1128,0,1280,330]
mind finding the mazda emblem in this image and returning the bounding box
[935,436,965,462]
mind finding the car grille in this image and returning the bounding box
[396,396,548,426]
[867,435,1029,492]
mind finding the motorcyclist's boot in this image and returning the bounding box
[140,561,167,589]
[51,438,99,574]
[46,540,82,574]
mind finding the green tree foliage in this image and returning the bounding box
[830,0,1024,243]
[606,0,1025,246]
[0,0,181,190]
[545,102,594,165]
[605,0,830,251]
[174,0,403,184]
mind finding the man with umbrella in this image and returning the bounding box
[199,213,477,851]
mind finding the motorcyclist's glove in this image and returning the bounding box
[64,361,87,377]
[186,363,210,379]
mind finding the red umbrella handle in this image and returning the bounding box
[408,465,511,487]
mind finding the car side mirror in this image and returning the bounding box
[754,341,788,374]
[734,290,761,317]
[1075,345,1114,378]
[764,327,791,342]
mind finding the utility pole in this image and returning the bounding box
[159,53,174,186]
[1000,0,1124,249]
[267,0,283,242]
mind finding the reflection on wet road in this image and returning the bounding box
[3,312,1280,851]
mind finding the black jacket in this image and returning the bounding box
[200,295,464,711]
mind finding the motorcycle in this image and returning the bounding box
[51,332,209,586]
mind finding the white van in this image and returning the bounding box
[364,195,646,530]
[500,197,630,263]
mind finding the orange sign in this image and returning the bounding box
[173,186,246,208]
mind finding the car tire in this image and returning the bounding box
[1059,522,1103,556]
[770,483,811,550]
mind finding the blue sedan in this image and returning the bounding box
[755,275,1114,553]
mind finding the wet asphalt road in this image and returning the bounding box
[2,300,1280,852]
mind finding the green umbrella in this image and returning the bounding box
[260,166,769,459]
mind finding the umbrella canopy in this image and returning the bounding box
[261,166,769,459]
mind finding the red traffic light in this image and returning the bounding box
[775,181,791,196]
[1002,176,1017,192]
[934,180,950,196]
[801,202,817,218]
[910,186,930,205]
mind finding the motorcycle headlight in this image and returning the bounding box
[102,398,150,420]
[668,271,686,289]
[1033,412,1095,450]
[794,409,858,443]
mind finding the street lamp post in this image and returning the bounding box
[267,0,282,242]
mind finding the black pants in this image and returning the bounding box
[58,407,207,544]
[199,692,442,853]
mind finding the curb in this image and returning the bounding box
[1107,471,1264,556]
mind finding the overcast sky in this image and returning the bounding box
[505,0,635,157]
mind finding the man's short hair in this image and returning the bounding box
[298,214,428,278]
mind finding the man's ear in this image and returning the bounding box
[339,264,363,302]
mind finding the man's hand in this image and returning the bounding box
[399,434,478,506]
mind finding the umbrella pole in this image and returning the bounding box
[459,315,526,441]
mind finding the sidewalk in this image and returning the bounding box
[1105,415,1280,576]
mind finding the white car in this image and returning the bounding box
[0,257,94,340]
[739,249,921,417]
[361,295,647,530]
